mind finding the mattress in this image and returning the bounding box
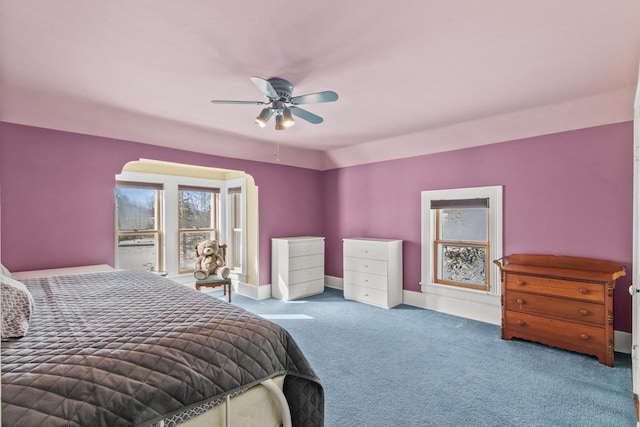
[1,270,323,426]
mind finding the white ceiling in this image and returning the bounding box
[1,1,639,170]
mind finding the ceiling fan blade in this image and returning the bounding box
[289,106,324,124]
[250,76,279,100]
[210,100,266,105]
[290,91,338,105]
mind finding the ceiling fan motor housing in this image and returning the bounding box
[267,77,293,102]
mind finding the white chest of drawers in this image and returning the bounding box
[271,236,325,301]
[343,238,403,308]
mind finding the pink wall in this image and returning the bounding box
[322,122,634,332]
[0,122,323,285]
[1,121,634,331]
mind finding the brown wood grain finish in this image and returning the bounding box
[504,311,606,352]
[495,254,625,367]
[505,290,605,326]
[506,274,604,303]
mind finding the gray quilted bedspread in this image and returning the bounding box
[1,271,324,426]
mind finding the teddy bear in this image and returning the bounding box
[194,239,231,280]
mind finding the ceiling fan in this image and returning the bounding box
[210,76,339,130]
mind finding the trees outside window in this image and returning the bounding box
[178,187,219,273]
[115,185,162,271]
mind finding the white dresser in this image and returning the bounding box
[343,238,403,308]
[271,236,325,301]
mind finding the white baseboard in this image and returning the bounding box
[234,281,271,300]
[325,275,343,290]
[404,288,501,325]
[615,330,632,354]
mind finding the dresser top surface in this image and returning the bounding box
[272,236,324,241]
[343,238,402,243]
[496,254,625,283]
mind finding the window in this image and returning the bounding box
[115,183,163,271]
[422,186,502,296]
[433,199,489,290]
[178,186,219,273]
[114,168,248,280]
[227,187,243,271]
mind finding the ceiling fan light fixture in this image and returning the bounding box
[275,114,285,131]
[255,108,273,127]
[282,108,295,127]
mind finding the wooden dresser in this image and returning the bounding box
[494,254,625,367]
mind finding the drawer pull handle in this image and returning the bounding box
[515,280,525,286]
[516,320,525,326]
[515,298,524,305]
[579,309,589,316]
[580,333,589,340]
[579,288,588,295]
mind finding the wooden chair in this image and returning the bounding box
[195,243,232,302]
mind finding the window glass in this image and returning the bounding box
[116,188,157,231]
[229,191,242,270]
[178,188,219,273]
[439,208,488,242]
[436,244,487,286]
[179,190,216,229]
[117,233,159,271]
[115,187,161,271]
[435,206,489,290]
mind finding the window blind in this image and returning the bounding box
[430,198,489,209]
[178,185,220,193]
[116,181,164,190]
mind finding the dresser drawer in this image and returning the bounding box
[343,256,387,276]
[289,266,324,285]
[506,274,604,303]
[288,279,324,300]
[344,270,388,292]
[506,291,605,326]
[344,241,388,261]
[289,240,324,257]
[344,284,388,307]
[504,310,605,353]
[289,254,323,271]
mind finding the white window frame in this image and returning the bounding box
[177,185,220,275]
[115,171,246,279]
[421,185,503,297]
[114,183,164,272]
[223,178,246,274]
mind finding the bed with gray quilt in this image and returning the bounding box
[1,270,324,426]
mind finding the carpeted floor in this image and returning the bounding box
[207,287,636,427]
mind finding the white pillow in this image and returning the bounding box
[1,263,12,278]
[1,275,35,340]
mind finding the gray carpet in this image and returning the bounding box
[207,287,636,426]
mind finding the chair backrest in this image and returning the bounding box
[217,244,227,262]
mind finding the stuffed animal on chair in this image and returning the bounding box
[194,239,231,280]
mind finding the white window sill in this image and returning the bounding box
[417,282,501,325]
[420,281,492,296]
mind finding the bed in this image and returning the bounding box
[1,269,324,427]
